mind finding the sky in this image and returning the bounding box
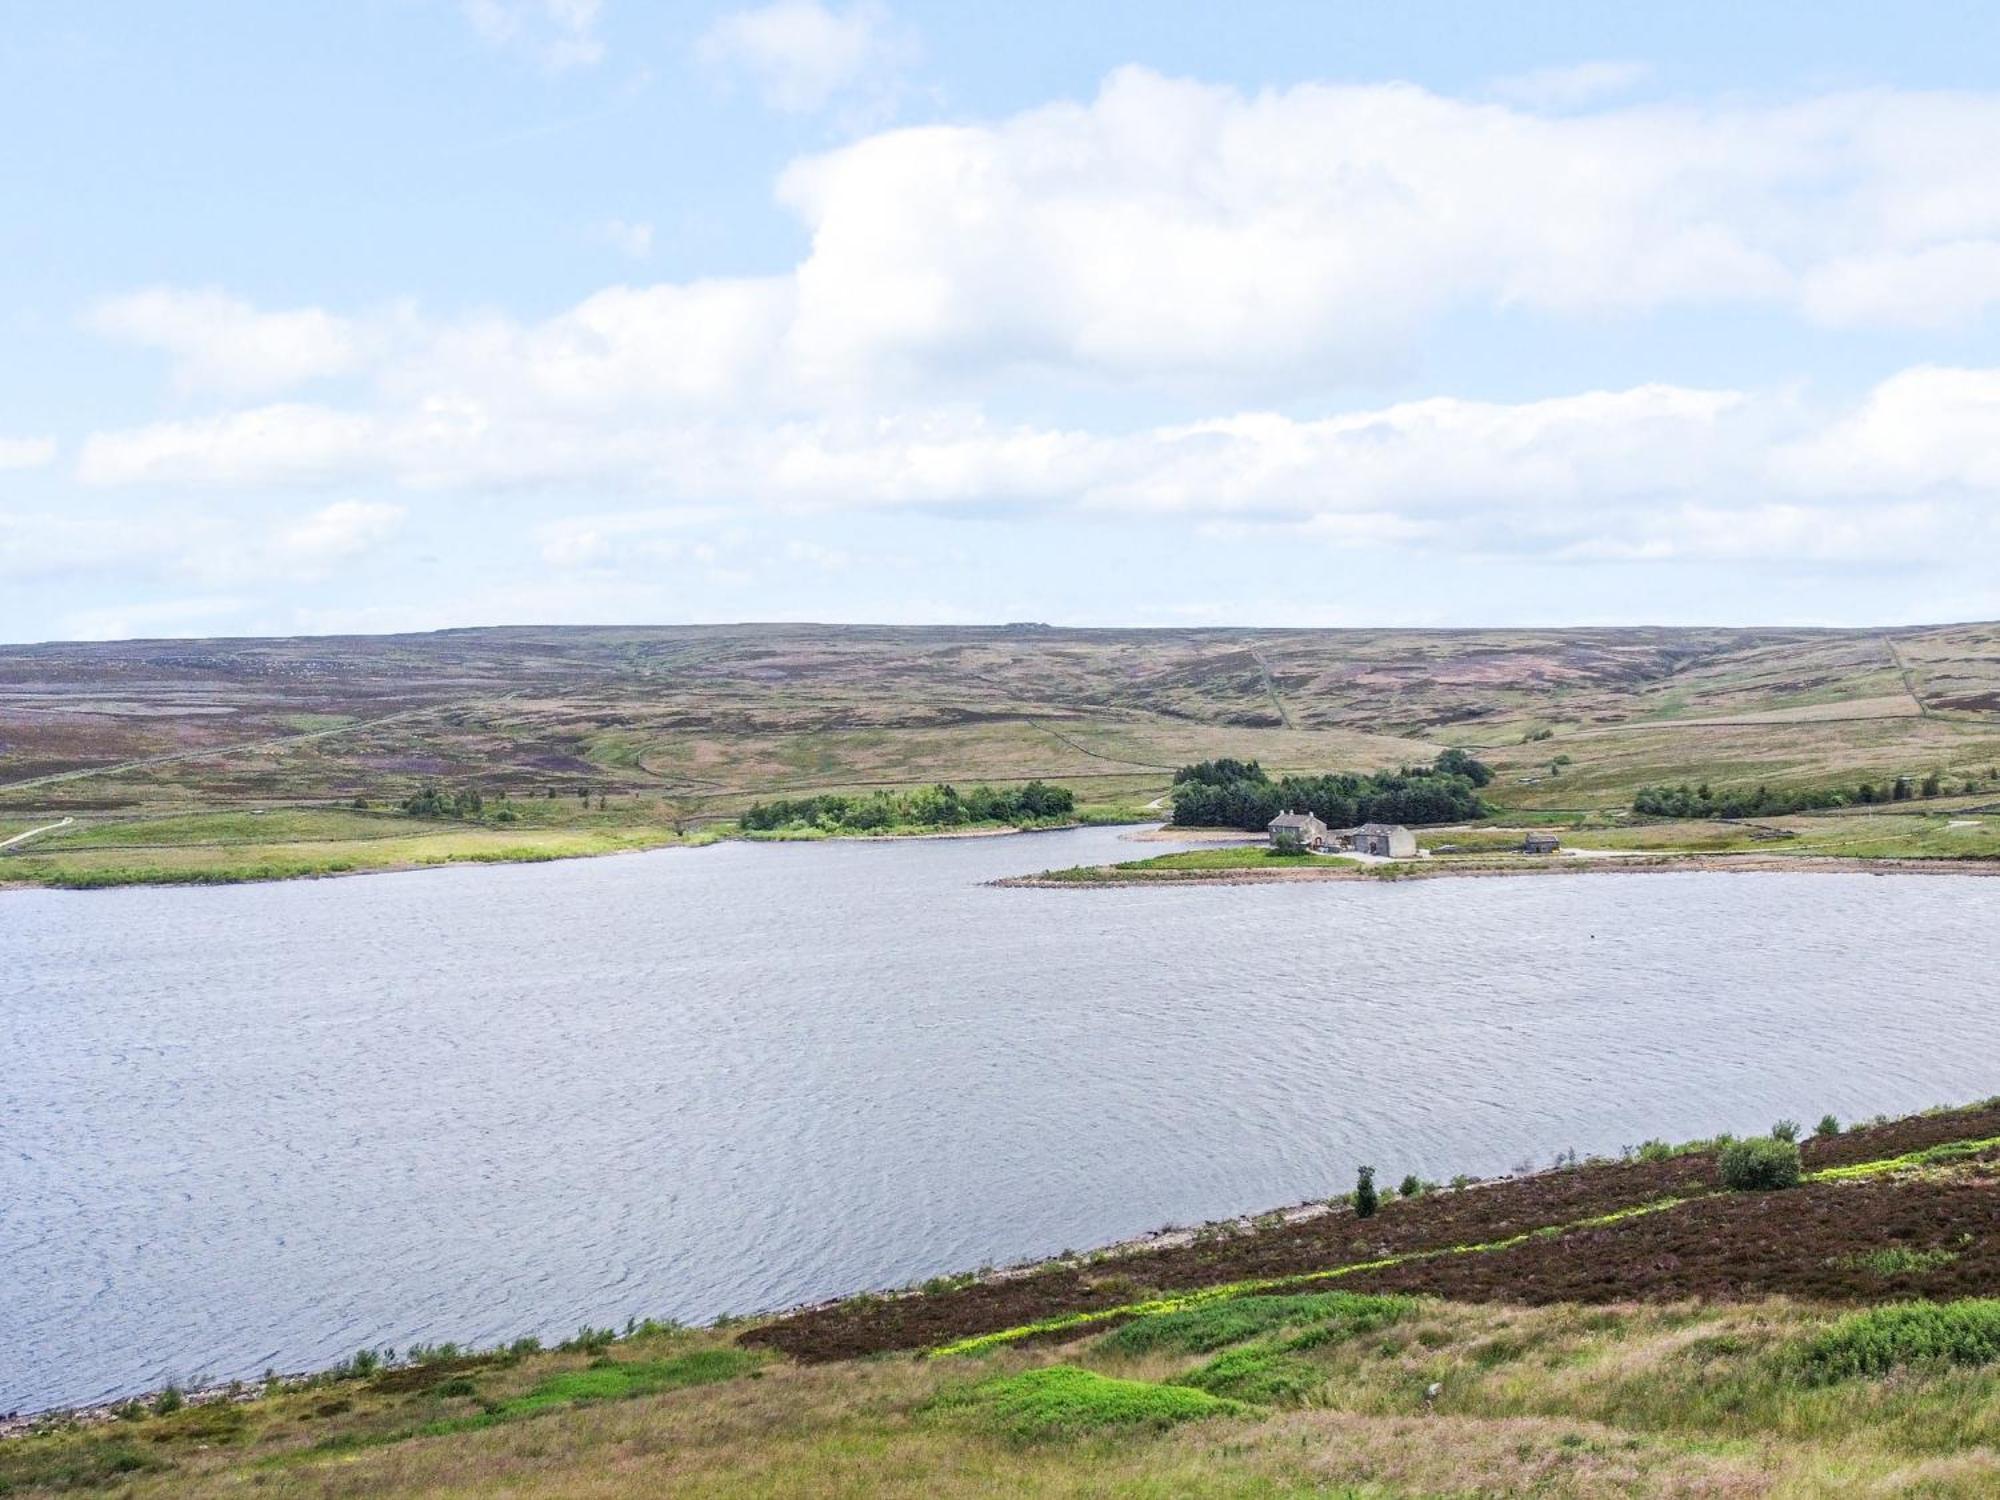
[5,1,2000,642]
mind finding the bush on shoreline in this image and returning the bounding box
[1719,1135,1803,1191]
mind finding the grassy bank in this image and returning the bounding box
[8,1101,1999,1496]
[0,804,725,889]
[0,799,1157,890]
[1025,807,2000,885]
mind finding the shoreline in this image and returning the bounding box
[20,1093,1994,1431]
[998,851,2000,887]
[0,817,1128,894]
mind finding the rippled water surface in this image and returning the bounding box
[6,827,2000,1410]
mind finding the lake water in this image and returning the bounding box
[6,827,1999,1412]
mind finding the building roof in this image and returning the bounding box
[1268,811,1322,830]
[1353,822,1410,835]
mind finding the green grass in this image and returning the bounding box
[1791,1300,2000,1383]
[927,1365,1246,1440]
[0,1435,165,1495]
[1831,1243,1967,1276]
[1171,1345,1327,1404]
[1099,1292,1415,1356]
[1808,1134,2000,1181]
[498,1349,760,1416]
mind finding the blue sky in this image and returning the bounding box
[5,0,2000,641]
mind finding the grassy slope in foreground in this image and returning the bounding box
[8,1101,2000,1498]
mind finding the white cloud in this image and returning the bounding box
[1,501,405,586]
[272,501,408,573]
[89,289,364,397]
[534,506,725,566]
[82,73,2000,420]
[590,218,655,259]
[460,0,603,68]
[58,71,2000,596]
[76,404,379,487]
[66,361,2000,569]
[0,435,57,470]
[1773,366,2000,494]
[1801,243,2000,329]
[1489,60,1651,111]
[698,1,899,114]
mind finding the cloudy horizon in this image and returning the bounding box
[6,2,2000,641]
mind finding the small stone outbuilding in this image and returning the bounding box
[1522,832,1562,855]
[1351,822,1417,858]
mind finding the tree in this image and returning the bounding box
[1433,748,1495,787]
[1719,1136,1801,1191]
[1353,1165,1378,1218]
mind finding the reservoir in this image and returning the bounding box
[5,825,1997,1411]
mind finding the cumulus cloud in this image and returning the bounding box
[89,289,365,397]
[460,0,603,68]
[65,361,2000,569]
[0,435,57,470]
[60,70,2000,590]
[80,72,2000,417]
[698,1,902,114]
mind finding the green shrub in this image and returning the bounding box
[1792,1300,2000,1382]
[150,1386,183,1416]
[1816,1114,1842,1138]
[1719,1135,1802,1191]
[1771,1118,1800,1143]
[1354,1165,1378,1219]
[1397,1174,1422,1198]
[928,1365,1244,1439]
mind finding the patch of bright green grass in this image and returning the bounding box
[1791,1300,2000,1383]
[1809,1136,2000,1181]
[500,1349,760,1417]
[1172,1346,1326,1405]
[1100,1292,1415,1356]
[928,1365,1246,1440]
[1830,1243,1968,1276]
